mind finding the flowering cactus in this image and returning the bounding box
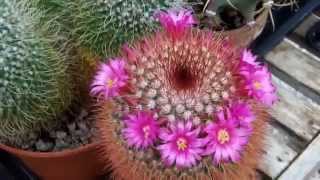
[0,0,71,138]
[72,0,184,57]
[93,9,276,179]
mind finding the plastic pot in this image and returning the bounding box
[0,142,104,180]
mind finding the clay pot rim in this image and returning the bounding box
[0,141,100,158]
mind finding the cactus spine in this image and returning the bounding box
[0,0,72,138]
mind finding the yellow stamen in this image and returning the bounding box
[253,81,262,89]
[177,138,188,151]
[143,126,150,139]
[217,129,230,144]
[107,79,114,88]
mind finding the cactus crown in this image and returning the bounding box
[73,0,184,57]
[0,0,71,138]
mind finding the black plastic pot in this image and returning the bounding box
[306,21,320,51]
[250,0,320,57]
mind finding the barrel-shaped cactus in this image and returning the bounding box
[72,0,184,57]
[0,0,71,138]
[92,9,277,179]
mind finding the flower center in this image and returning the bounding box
[172,66,196,91]
[142,126,150,139]
[217,129,230,144]
[176,137,188,151]
[253,81,262,89]
[106,79,114,88]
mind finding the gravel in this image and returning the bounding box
[2,108,98,152]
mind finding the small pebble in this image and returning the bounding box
[28,132,37,140]
[78,122,89,133]
[55,139,69,149]
[67,122,76,132]
[49,131,56,138]
[78,110,89,120]
[3,109,96,152]
[36,140,53,152]
[56,131,67,139]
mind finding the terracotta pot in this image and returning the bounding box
[203,10,269,48]
[0,142,104,180]
[221,10,269,48]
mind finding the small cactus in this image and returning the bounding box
[72,0,184,57]
[0,0,72,138]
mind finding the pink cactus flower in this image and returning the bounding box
[241,49,258,66]
[158,121,206,168]
[204,111,251,163]
[229,101,255,127]
[122,111,159,149]
[90,59,128,99]
[155,8,197,39]
[241,66,277,106]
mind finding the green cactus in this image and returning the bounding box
[0,0,72,138]
[72,0,184,57]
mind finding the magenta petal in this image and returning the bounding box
[157,121,205,168]
[122,111,159,149]
[90,58,128,99]
[155,8,197,39]
[241,63,277,106]
[205,109,251,164]
[241,49,258,66]
[176,154,187,167]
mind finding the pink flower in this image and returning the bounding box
[204,111,251,163]
[229,101,255,127]
[90,59,128,99]
[155,9,197,39]
[239,49,259,74]
[241,49,258,66]
[158,121,206,168]
[241,66,277,106]
[122,111,159,149]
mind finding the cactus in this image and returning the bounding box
[72,0,184,57]
[0,0,72,138]
[92,9,277,179]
